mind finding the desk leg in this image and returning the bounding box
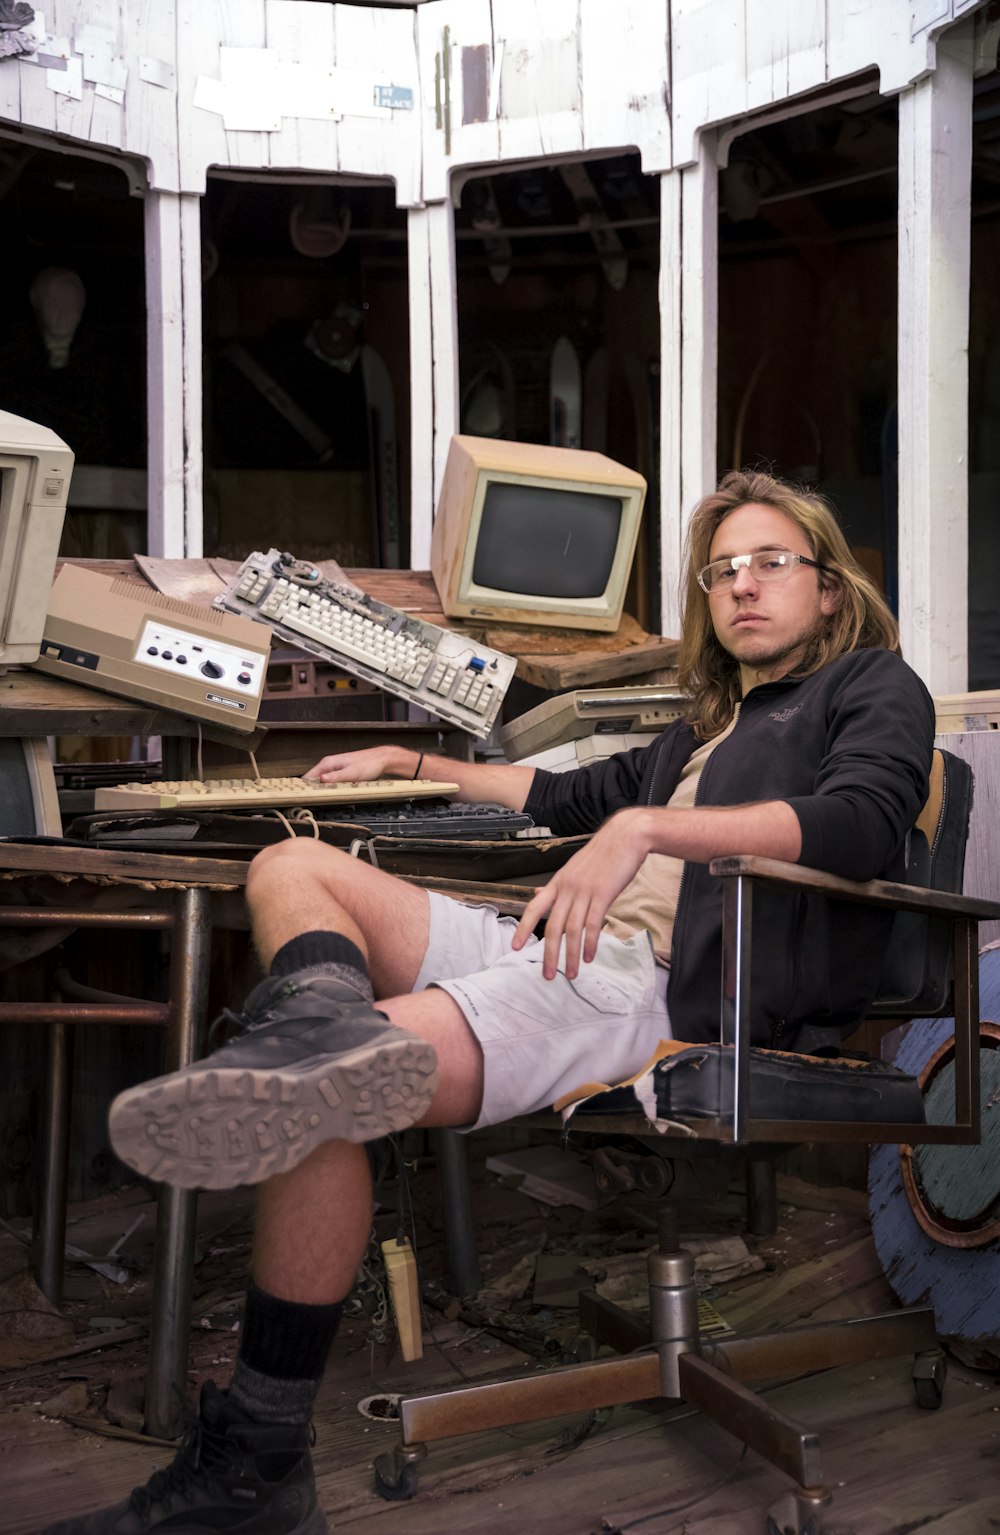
[145,888,211,1438]
[34,1017,75,1306]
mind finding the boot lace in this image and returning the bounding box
[127,1404,237,1519]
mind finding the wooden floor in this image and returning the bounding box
[1,1142,998,1535]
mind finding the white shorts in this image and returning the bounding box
[413,891,671,1130]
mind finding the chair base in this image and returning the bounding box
[375,1248,943,1530]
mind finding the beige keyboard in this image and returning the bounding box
[93,777,460,812]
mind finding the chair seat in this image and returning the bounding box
[574,1044,927,1126]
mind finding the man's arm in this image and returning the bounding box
[303,744,536,812]
[513,798,801,980]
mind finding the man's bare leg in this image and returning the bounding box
[246,840,485,1302]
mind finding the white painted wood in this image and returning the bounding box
[897,24,974,694]
[49,0,97,143]
[428,196,460,534]
[658,167,684,640]
[144,189,203,557]
[418,0,671,201]
[670,0,983,170]
[264,0,337,171]
[744,0,825,115]
[128,0,180,190]
[580,0,671,173]
[658,135,718,642]
[494,0,582,165]
[179,190,204,558]
[16,35,59,136]
[332,3,422,206]
[417,0,500,196]
[680,132,719,525]
[934,730,1000,948]
[144,189,185,558]
[407,206,434,566]
[407,199,459,567]
[0,49,21,123]
[221,2,268,172]
[177,3,230,191]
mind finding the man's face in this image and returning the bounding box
[706,501,839,692]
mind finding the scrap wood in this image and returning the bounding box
[47,1412,176,1449]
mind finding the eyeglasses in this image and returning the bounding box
[696,550,827,594]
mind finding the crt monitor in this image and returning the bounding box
[0,409,74,667]
[430,435,646,633]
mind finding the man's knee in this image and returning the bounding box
[246,837,348,901]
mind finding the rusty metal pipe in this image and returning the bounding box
[0,908,174,928]
[0,1002,169,1025]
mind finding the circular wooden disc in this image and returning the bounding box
[869,997,1000,1367]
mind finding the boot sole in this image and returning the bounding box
[107,1036,439,1190]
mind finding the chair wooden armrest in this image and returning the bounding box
[709,854,1000,922]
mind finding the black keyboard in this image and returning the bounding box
[317,799,536,840]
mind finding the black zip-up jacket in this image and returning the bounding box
[523,649,935,1047]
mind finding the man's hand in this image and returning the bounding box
[303,745,411,783]
[302,746,536,811]
[511,807,653,980]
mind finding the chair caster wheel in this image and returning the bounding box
[373,1443,425,1501]
[766,1486,831,1535]
[913,1375,944,1410]
[912,1348,946,1410]
[766,1518,820,1535]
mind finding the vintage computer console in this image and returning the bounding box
[0,409,74,668]
[431,435,647,634]
[501,684,688,767]
[33,564,269,734]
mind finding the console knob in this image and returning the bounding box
[200,660,224,679]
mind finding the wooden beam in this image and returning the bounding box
[897,25,974,693]
[659,135,719,641]
[144,190,204,558]
[659,166,683,640]
[407,200,459,567]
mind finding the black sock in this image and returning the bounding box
[268,931,372,1001]
[228,1281,344,1426]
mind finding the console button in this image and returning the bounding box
[237,672,252,685]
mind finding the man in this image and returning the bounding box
[40,471,933,1535]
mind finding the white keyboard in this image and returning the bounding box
[215,551,518,739]
[93,777,460,812]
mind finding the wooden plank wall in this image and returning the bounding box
[0,0,991,664]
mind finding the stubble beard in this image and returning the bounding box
[727,616,824,679]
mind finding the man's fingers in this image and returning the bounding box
[512,886,553,949]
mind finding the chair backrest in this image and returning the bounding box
[869,747,973,1016]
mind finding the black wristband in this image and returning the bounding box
[412,752,424,781]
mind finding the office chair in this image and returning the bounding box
[373,748,1000,1534]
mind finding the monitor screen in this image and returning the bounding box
[472,482,622,599]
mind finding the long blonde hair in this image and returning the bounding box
[677,470,899,739]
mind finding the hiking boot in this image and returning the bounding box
[37,1382,329,1534]
[108,971,438,1190]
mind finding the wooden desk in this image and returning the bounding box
[57,556,680,693]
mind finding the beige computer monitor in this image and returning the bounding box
[430,436,646,633]
[0,409,74,668]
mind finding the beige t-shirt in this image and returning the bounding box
[602,709,740,963]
